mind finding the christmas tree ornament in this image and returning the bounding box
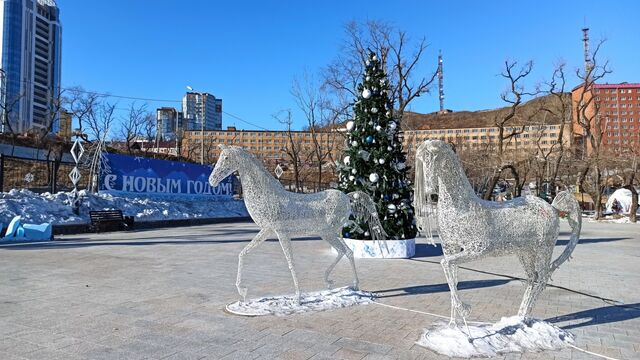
[351,141,358,147]
[378,159,385,165]
[343,156,351,165]
[414,140,582,323]
[386,111,392,117]
[365,136,374,144]
[387,204,397,213]
[388,122,397,131]
[362,89,371,99]
[209,145,388,304]
[369,173,379,183]
[387,146,393,151]
[349,175,355,181]
[366,76,370,81]
[375,125,382,131]
[371,107,378,114]
[346,120,355,131]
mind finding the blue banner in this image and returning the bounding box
[100,153,233,197]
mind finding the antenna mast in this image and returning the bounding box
[437,50,445,113]
[582,27,592,78]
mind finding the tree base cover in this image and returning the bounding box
[416,316,574,358]
[225,287,374,316]
[336,237,415,258]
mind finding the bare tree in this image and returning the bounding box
[65,86,101,141]
[274,110,303,192]
[142,112,156,156]
[573,39,612,219]
[0,91,26,154]
[537,63,573,195]
[292,72,339,191]
[119,103,148,154]
[86,101,116,142]
[323,20,437,123]
[482,60,539,199]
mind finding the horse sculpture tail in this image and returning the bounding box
[347,191,388,240]
[549,190,582,273]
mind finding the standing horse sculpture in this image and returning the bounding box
[414,140,581,325]
[209,145,387,304]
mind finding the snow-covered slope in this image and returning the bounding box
[0,189,248,225]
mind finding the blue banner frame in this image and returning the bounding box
[100,153,233,197]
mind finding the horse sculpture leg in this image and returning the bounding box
[321,234,344,289]
[276,231,301,304]
[518,249,553,317]
[236,228,270,302]
[441,251,482,323]
[335,236,359,290]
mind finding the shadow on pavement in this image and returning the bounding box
[373,279,512,298]
[0,235,321,250]
[546,303,640,329]
[556,237,629,246]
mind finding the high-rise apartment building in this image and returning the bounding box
[156,107,181,140]
[0,0,62,134]
[182,92,222,131]
[571,82,640,152]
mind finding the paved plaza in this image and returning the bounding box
[0,220,638,359]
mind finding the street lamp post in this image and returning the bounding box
[0,69,6,134]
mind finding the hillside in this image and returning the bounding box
[401,93,571,130]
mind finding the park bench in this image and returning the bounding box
[89,210,134,233]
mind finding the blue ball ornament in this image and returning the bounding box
[366,135,374,144]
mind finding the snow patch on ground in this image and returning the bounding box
[586,216,638,224]
[225,287,374,316]
[0,189,248,225]
[416,316,574,358]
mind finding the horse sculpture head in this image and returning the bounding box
[209,145,243,187]
[414,140,453,237]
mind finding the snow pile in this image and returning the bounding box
[0,189,248,225]
[416,316,574,358]
[225,287,374,316]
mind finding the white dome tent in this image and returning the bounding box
[605,188,638,214]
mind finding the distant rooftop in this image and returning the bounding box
[37,0,58,7]
[593,82,640,89]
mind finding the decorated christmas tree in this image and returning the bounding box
[337,51,418,241]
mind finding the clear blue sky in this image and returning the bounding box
[58,0,640,131]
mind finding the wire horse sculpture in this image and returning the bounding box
[209,145,387,303]
[414,140,581,326]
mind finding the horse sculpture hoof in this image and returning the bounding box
[456,302,471,318]
[237,286,248,302]
[325,279,335,289]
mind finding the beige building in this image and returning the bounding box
[180,95,572,166]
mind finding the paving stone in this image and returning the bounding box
[0,221,637,359]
